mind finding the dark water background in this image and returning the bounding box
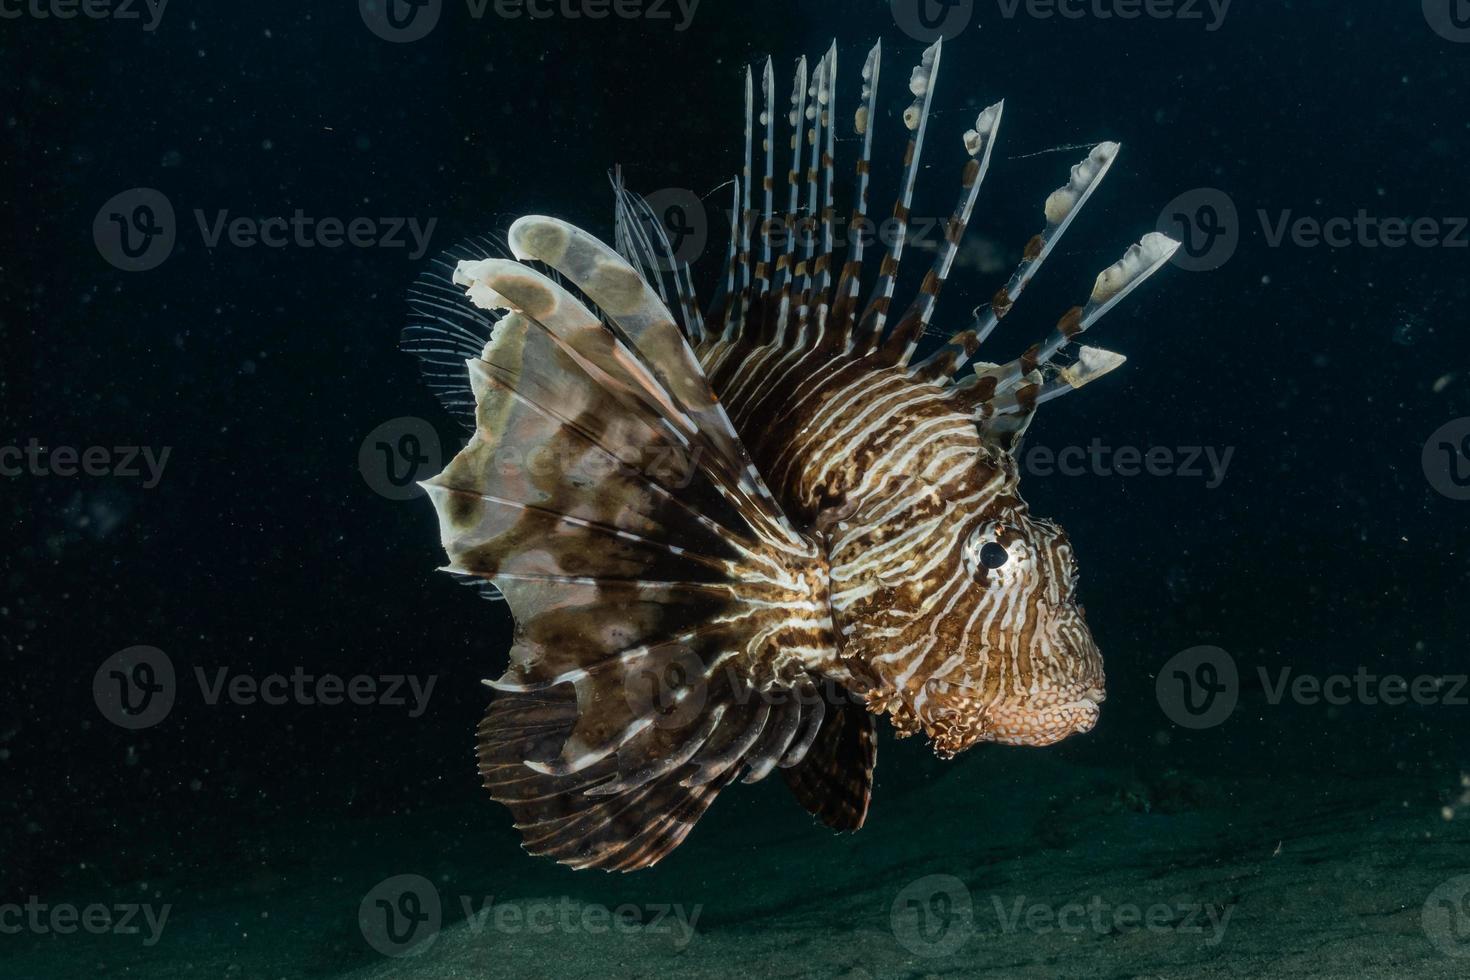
[4,0,1469,976]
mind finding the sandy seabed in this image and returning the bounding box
[9,741,1470,979]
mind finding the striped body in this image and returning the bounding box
[698,314,1104,757]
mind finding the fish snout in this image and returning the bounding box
[985,684,1105,747]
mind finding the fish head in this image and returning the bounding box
[828,458,1105,758]
[926,500,1106,753]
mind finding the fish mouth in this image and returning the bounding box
[986,686,1105,747]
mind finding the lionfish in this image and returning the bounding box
[403,38,1179,871]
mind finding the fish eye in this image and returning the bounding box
[963,521,1023,582]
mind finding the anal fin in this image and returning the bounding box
[781,695,877,832]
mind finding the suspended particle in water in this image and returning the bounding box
[1392,308,1425,347]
